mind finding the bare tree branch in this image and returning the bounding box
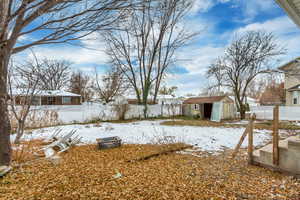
[103,0,195,118]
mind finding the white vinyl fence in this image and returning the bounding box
[11,103,182,126]
[250,106,300,121]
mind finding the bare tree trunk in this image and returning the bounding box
[236,96,246,120]
[142,83,151,118]
[14,120,25,144]
[0,50,12,166]
[240,105,246,120]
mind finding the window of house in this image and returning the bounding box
[47,97,55,105]
[31,96,40,105]
[194,104,199,110]
[292,91,299,105]
[62,97,72,104]
[293,98,298,105]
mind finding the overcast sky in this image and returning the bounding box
[18,0,300,96]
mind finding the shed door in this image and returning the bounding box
[211,102,223,122]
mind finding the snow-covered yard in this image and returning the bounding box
[16,120,272,152]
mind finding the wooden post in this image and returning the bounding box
[248,114,255,164]
[273,105,279,166]
[232,126,249,158]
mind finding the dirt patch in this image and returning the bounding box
[1,144,299,200]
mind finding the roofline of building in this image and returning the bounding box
[276,0,300,28]
[183,95,232,104]
[278,56,300,71]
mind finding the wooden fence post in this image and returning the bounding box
[248,114,255,164]
[273,105,279,166]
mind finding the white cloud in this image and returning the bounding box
[176,45,225,74]
[28,33,109,69]
[232,0,278,22]
[190,0,230,15]
[190,0,215,14]
[236,16,298,35]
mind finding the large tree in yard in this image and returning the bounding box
[207,31,284,119]
[0,0,133,166]
[104,0,196,117]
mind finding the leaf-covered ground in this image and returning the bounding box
[1,144,300,200]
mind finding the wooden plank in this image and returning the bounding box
[127,145,193,163]
[248,115,255,164]
[273,105,279,165]
[232,125,249,159]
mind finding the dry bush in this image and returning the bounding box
[9,109,60,131]
[12,139,46,165]
[113,104,129,120]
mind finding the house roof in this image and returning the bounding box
[276,0,300,28]
[11,89,81,97]
[125,94,177,100]
[183,96,232,104]
[287,84,300,91]
[278,57,300,71]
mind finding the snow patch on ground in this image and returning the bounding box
[16,120,272,152]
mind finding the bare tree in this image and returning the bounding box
[206,58,225,95]
[0,0,135,166]
[94,67,128,103]
[247,79,267,100]
[159,86,178,97]
[207,31,284,119]
[37,59,71,90]
[104,0,195,117]
[201,83,226,96]
[69,71,92,102]
[8,57,42,144]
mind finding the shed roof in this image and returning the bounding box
[183,96,232,104]
[278,57,300,71]
[287,84,300,91]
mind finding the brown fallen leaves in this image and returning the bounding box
[1,144,300,200]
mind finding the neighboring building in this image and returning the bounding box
[278,57,300,106]
[259,83,285,106]
[125,95,182,105]
[229,96,260,107]
[182,95,235,121]
[12,89,82,106]
[156,95,182,105]
[276,0,300,28]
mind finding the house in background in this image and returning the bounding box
[125,94,182,105]
[156,95,182,105]
[182,95,235,121]
[229,95,260,107]
[259,82,285,106]
[12,89,82,106]
[278,57,300,106]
